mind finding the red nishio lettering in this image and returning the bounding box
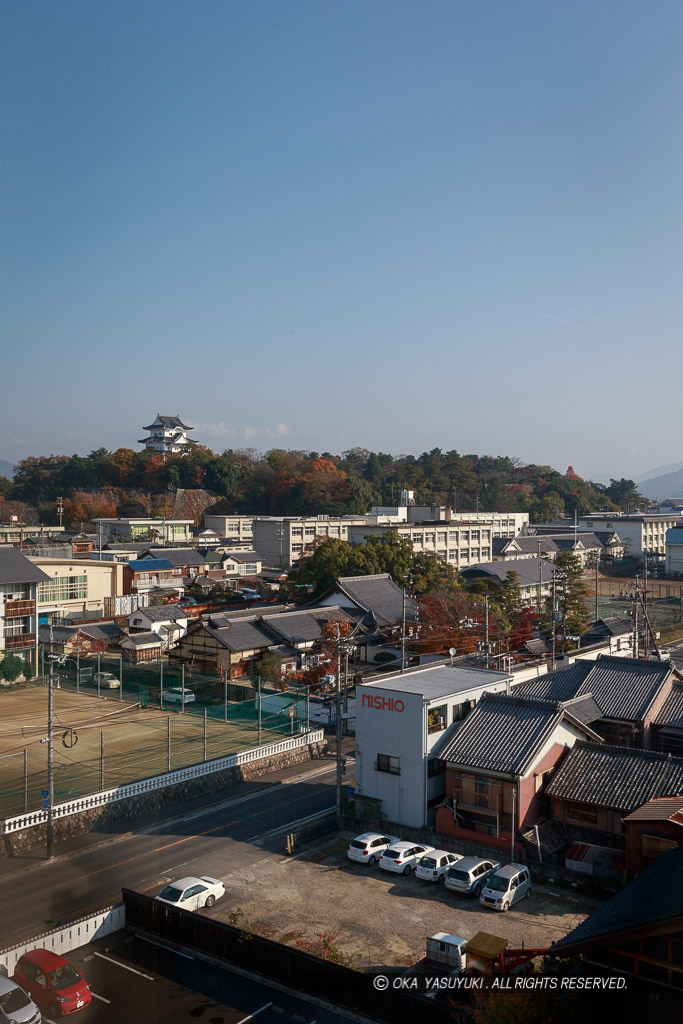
[361,694,405,712]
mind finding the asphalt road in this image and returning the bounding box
[38,932,358,1024]
[0,762,338,947]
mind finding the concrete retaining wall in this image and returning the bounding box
[0,904,125,974]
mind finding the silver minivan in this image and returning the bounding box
[479,863,531,911]
[444,856,501,896]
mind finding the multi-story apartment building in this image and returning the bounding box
[0,546,50,676]
[0,521,65,547]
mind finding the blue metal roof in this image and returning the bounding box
[127,558,173,571]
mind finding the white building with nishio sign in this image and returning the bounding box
[354,663,513,828]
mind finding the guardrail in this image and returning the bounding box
[0,729,324,836]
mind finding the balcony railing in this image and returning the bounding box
[4,600,35,618]
[4,633,36,649]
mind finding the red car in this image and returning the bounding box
[13,949,91,1016]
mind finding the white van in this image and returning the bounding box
[479,863,531,911]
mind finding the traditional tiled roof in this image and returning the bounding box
[222,550,261,563]
[581,617,633,639]
[545,741,683,811]
[0,545,51,585]
[551,846,683,952]
[261,606,355,645]
[512,655,672,723]
[437,692,599,776]
[199,614,273,652]
[623,797,683,823]
[492,537,559,556]
[142,414,193,431]
[653,684,683,729]
[459,557,554,588]
[129,606,189,623]
[121,631,163,648]
[313,574,415,627]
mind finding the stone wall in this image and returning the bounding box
[2,740,327,859]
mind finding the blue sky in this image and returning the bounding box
[2,1,682,481]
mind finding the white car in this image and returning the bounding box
[162,687,196,705]
[155,875,225,911]
[92,671,120,689]
[415,850,463,883]
[379,842,435,875]
[347,832,400,865]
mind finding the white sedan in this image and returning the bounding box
[379,842,435,875]
[155,875,225,910]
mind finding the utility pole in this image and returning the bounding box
[633,579,639,659]
[551,571,557,671]
[46,637,55,859]
[335,623,343,818]
[401,587,407,673]
[56,497,64,528]
[484,595,489,669]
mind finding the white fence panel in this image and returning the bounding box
[0,904,125,974]
[1,729,324,835]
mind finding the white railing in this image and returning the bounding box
[0,729,324,836]
[0,904,125,974]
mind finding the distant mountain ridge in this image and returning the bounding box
[0,459,14,480]
[640,469,683,501]
[635,461,683,485]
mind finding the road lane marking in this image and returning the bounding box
[135,934,195,958]
[94,951,154,979]
[236,1003,272,1024]
[91,992,111,1003]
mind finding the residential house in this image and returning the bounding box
[170,604,356,678]
[433,692,602,853]
[38,621,125,657]
[492,532,606,567]
[545,742,683,873]
[120,631,165,663]
[139,548,211,580]
[122,558,179,597]
[579,617,634,651]
[551,845,683,990]
[0,545,50,676]
[219,550,263,581]
[623,798,683,881]
[511,654,677,748]
[651,682,683,756]
[127,605,191,645]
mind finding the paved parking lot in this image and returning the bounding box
[34,932,354,1024]
[209,834,604,967]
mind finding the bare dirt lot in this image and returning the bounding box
[212,834,603,968]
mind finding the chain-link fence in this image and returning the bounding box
[0,662,310,820]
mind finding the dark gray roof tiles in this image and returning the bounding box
[130,605,189,623]
[560,694,604,725]
[142,414,193,430]
[512,655,672,723]
[437,692,594,776]
[653,684,683,729]
[545,741,683,811]
[261,606,355,645]
[551,845,683,952]
[121,631,163,647]
[492,537,560,556]
[0,546,51,585]
[201,615,274,652]
[315,574,416,627]
[459,557,554,588]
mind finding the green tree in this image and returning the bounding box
[410,551,461,596]
[541,551,592,644]
[605,477,645,513]
[0,654,25,682]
